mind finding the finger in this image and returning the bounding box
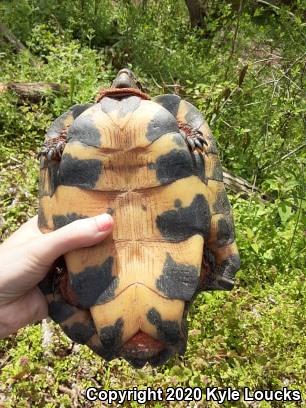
[29,213,114,267]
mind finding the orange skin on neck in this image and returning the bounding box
[96,87,150,102]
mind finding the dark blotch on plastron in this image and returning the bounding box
[38,206,48,230]
[46,104,91,138]
[71,103,92,119]
[96,277,118,304]
[185,102,205,130]
[47,161,60,196]
[147,308,182,346]
[62,321,96,344]
[213,190,231,214]
[101,95,143,118]
[153,94,181,117]
[68,114,101,147]
[156,253,199,301]
[53,212,87,229]
[193,152,205,182]
[156,194,211,242]
[100,97,118,114]
[99,318,124,355]
[59,153,102,189]
[151,149,195,185]
[217,216,235,247]
[48,300,76,323]
[146,108,179,142]
[70,257,115,309]
[118,96,141,117]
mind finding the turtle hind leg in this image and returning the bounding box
[39,258,105,352]
[38,128,67,162]
[200,246,240,291]
[39,256,81,308]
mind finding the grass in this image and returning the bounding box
[0,1,305,406]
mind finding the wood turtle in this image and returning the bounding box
[38,69,240,368]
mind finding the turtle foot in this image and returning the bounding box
[178,121,208,153]
[38,129,67,162]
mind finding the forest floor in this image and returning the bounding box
[0,1,305,407]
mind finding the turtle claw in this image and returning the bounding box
[38,132,67,163]
[47,148,56,161]
[194,139,204,149]
[37,147,47,159]
[188,138,196,150]
[197,135,208,146]
[55,142,65,157]
[178,120,208,153]
[186,135,206,152]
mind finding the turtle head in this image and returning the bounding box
[112,68,142,90]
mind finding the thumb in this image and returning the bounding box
[30,213,114,267]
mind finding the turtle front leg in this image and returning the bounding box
[38,128,68,162]
[178,121,208,153]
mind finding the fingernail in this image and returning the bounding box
[95,213,114,232]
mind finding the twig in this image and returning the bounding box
[274,53,306,87]
[251,172,257,195]
[255,0,297,20]
[222,168,271,202]
[210,87,239,125]
[224,0,244,81]
[253,79,278,89]
[253,57,284,64]
[262,142,306,171]
[220,118,234,128]
[150,75,163,89]
[287,163,304,256]
[0,23,26,52]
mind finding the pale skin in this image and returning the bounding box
[0,213,114,339]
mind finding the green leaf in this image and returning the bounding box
[278,203,292,224]
[251,241,260,254]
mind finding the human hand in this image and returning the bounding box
[0,213,113,339]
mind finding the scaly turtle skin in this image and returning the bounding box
[38,69,240,368]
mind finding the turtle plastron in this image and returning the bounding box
[37,70,241,367]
